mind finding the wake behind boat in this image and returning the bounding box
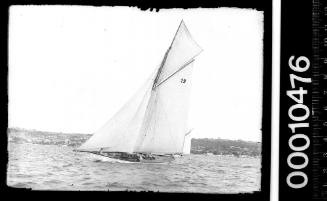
[75,20,202,163]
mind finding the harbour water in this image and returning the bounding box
[7,132,261,193]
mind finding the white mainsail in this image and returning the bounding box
[78,20,202,155]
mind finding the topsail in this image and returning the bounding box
[78,20,202,155]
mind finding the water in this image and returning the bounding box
[7,132,261,193]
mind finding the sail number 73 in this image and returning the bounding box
[286,56,311,189]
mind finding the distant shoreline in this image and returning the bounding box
[7,127,90,136]
[7,127,261,142]
[8,127,261,157]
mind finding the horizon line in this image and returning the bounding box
[7,126,262,143]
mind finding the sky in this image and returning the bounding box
[8,6,264,142]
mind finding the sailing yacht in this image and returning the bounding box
[76,20,202,163]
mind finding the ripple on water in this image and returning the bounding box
[7,142,261,193]
[62,163,73,168]
[14,173,33,178]
[82,176,92,180]
[82,182,94,186]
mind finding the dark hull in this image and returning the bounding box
[87,151,175,163]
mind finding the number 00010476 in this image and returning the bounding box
[286,56,311,189]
